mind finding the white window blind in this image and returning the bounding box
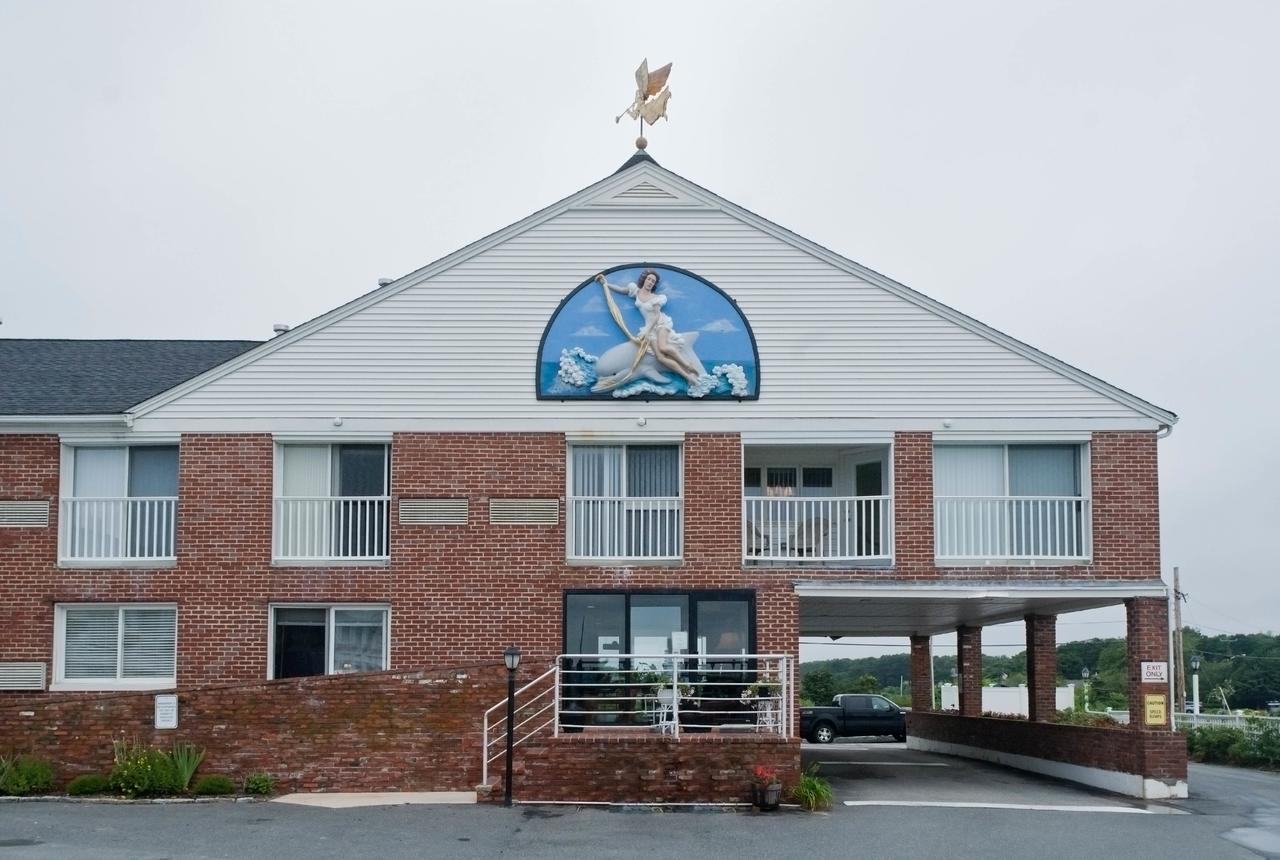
[121,608,177,679]
[63,607,120,679]
[934,446,1004,496]
[60,605,176,685]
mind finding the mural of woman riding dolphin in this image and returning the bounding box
[537,264,759,400]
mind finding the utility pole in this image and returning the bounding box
[1173,567,1186,714]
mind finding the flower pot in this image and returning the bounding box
[752,782,783,811]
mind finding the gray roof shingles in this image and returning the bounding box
[0,339,262,416]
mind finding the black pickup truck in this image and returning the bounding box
[799,693,909,743]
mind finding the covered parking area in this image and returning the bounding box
[795,580,1189,799]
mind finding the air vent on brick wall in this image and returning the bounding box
[398,498,469,526]
[0,500,50,527]
[489,498,560,526]
[0,662,47,691]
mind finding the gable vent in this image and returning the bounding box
[399,498,469,526]
[489,498,560,526]
[613,181,680,201]
[0,662,47,691]
[0,501,50,528]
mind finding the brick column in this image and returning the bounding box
[909,635,934,711]
[892,432,935,576]
[1127,596,1171,729]
[1025,614,1058,722]
[956,626,983,717]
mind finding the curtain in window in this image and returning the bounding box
[333,609,386,673]
[279,446,332,557]
[571,447,624,557]
[72,448,128,558]
[626,446,679,557]
[933,446,1004,496]
[1009,446,1081,556]
[127,447,179,558]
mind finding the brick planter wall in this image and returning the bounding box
[0,663,510,793]
[488,735,802,804]
[907,712,1187,784]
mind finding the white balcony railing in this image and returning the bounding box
[567,496,682,561]
[273,496,390,561]
[935,496,1091,560]
[744,496,893,562]
[59,497,177,562]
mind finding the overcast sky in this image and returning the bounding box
[2,1,1276,663]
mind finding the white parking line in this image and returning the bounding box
[842,801,1184,815]
[819,761,949,767]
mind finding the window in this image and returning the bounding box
[934,444,1089,559]
[741,465,834,498]
[270,605,389,678]
[274,444,390,561]
[60,446,179,562]
[54,604,176,690]
[564,591,752,660]
[568,444,681,560]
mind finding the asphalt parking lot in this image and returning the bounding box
[0,745,1276,859]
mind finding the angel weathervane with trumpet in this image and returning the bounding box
[616,59,672,147]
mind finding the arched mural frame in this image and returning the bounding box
[535,262,761,401]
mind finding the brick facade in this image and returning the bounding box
[1126,596,1172,727]
[909,634,934,711]
[1025,614,1058,723]
[956,626,983,717]
[0,427,1169,797]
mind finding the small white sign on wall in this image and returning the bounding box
[1141,662,1169,684]
[154,694,178,730]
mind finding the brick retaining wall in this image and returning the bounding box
[0,663,511,792]
[908,711,1187,783]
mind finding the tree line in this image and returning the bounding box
[800,628,1280,711]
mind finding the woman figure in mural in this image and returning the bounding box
[592,269,707,392]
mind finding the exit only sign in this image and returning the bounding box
[1141,661,1169,683]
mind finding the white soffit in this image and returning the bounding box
[796,581,1168,637]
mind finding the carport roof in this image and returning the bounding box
[795,580,1169,637]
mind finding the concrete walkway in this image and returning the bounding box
[273,791,475,809]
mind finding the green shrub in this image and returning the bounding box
[0,756,55,796]
[170,742,205,792]
[243,772,275,796]
[1186,725,1246,763]
[109,746,180,798]
[193,774,236,796]
[789,764,833,812]
[1056,709,1119,727]
[66,774,111,797]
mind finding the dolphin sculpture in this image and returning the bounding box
[591,331,703,393]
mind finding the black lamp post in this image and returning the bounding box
[1190,654,1201,716]
[503,645,521,808]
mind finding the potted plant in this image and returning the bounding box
[750,764,783,811]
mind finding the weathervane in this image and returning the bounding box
[615,59,672,150]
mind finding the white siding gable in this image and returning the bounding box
[132,162,1172,436]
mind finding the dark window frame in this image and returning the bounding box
[562,589,757,657]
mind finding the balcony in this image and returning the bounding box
[743,495,894,563]
[567,496,682,562]
[272,496,390,562]
[59,497,177,563]
[935,495,1091,562]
